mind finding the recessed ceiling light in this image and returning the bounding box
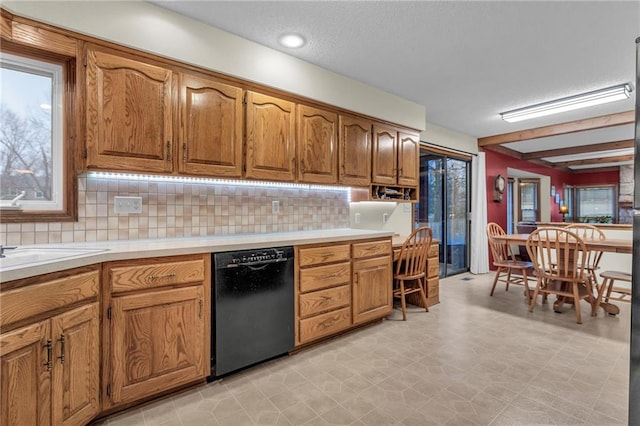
[278,33,306,48]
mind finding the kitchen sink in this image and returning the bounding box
[0,247,108,268]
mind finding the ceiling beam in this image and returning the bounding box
[478,110,634,147]
[521,139,635,160]
[571,166,621,174]
[552,154,634,168]
[483,145,572,172]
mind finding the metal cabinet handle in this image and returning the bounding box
[57,334,65,364]
[166,141,172,161]
[183,142,188,161]
[44,339,52,371]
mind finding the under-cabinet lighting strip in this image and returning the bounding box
[84,172,352,193]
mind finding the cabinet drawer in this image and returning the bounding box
[1,269,99,328]
[427,278,439,297]
[299,262,351,293]
[427,261,439,278]
[428,243,439,259]
[109,257,206,292]
[352,240,391,259]
[298,244,350,267]
[299,285,350,318]
[299,307,351,344]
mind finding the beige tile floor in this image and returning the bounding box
[96,272,630,425]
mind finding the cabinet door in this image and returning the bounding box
[297,105,338,184]
[245,91,296,181]
[339,115,371,186]
[179,74,243,177]
[371,123,398,185]
[352,256,392,325]
[397,131,419,186]
[86,46,173,173]
[51,303,100,426]
[0,321,51,426]
[108,286,206,407]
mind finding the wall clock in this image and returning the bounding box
[494,174,506,202]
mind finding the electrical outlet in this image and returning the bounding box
[382,213,389,224]
[272,200,280,214]
[114,196,142,214]
[354,213,361,224]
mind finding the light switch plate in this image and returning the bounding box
[114,196,142,214]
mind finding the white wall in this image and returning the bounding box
[349,202,412,237]
[421,122,478,154]
[4,1,425,131]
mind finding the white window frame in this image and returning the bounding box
[0,52,63,211]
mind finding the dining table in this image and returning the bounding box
[492,232,632,316]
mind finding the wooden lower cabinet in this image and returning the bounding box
[0,268,100,426]
[352,240,393,325]
[1,320,51,426]
[103,255,210,409]
[0,303,100,426]
[405,241,440,307]
[295,238,393,347]
[295,243,351,346]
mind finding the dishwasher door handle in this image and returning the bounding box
[226,258,289,268]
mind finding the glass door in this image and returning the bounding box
[415,151,470,276]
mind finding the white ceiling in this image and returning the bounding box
[151,1,640,170]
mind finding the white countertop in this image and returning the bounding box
[0,229,393,283]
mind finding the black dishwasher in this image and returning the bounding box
[211,246,294,378]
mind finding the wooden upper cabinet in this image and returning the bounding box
[397,131,419,186]
[297,105,338,184]
[339,115,372,186]
[85,46,173,173]
[371,123,398,185]
[179,74,243,177]
[245,91,296,181]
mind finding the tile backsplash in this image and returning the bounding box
[0,174,350,245]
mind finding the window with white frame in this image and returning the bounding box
[575,185,616,223]
[0,52,63,211]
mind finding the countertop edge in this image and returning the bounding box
[1,229,394,283]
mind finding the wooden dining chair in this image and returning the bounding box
[525,227,594,324]
[393,226,431,320]
[486,222,533,301]
[565,223,606,287]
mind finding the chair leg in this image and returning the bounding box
[604,278,614,303]
[505,269,512,291]
[591,277,607,317]
[529,281,542,313]
[522,270,531,302]
[573,284,582,324]
[418,277,429,313]
[490,268,502,296]
[399,280,407,321]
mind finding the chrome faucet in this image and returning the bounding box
[9,191,26,206]
[0,245,17,258]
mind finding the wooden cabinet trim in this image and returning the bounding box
[299,285,351,318]
[0,269,99,329]
[299,262,351,293]
[298,306,351,345]
[352,239,392,259]
[297,244,351,267]
[108,258,205,293]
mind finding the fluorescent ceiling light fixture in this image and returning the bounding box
[278,33,306,48]
[500,83,632,123]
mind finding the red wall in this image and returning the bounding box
[484,150,619,229]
